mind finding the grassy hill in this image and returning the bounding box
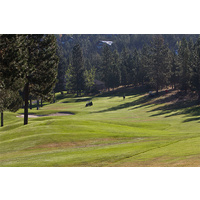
[1,87,200,167]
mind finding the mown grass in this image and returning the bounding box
[1,88,200,166]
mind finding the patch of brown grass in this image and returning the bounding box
[27,137,146,152]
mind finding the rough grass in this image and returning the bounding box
[1,88,200,167]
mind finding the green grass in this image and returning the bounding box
[1,88,200,166]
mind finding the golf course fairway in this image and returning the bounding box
[1,87,200,167]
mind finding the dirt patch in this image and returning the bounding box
[17,112,74,118]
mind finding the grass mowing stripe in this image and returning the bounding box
[0,140,169,167]
[1,89,200,166]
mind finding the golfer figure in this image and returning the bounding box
[123,94,125,100]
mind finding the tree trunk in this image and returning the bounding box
[24,82,29,125]
[198,91,200,104]
[156,84,159,95]
[30,98,32,110]
[1,111,3,127]
[37,100,39,110]
[41,99,43,107]
[53,93,55,103]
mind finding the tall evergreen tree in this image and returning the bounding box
[55,41,67,93]
[178,37,191,93]
[132,49,141,86]
[0,34,58,125]
[101,45,113,89]
[0,34,26,91]
[120,47,129,86]
[149,35,170,94]
[140,44,150,86]
[71,44,85,96]
[29,35,58,99]
[191,37,200,102]
[170,51,180,89]
[0,34,26,126]
[84,66,95,93]
[112,50,121,88]
[22,34,58,125]
[126,53,134,85]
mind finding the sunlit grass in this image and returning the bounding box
[1,89,200,166]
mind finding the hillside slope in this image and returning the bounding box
[1,88,200,166]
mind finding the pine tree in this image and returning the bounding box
[140,44,150,86]
[126,53,134,85]
[84,66,95,93]
[149,35,170,94]
[191,37,200,103]
[112,50,121,88]
[0,34,25,126]
[65,65,73,92]
[29,35,58,99]
[170,51,180,89]
[101,45,113,89]
[120,47,129,86]
[132,49,141,86]
[24,34,58,124]
[0,34,26,91]
[178,37,191,93]
[55,41,67,93]
[0,34,58,125]
[71,44,85,96]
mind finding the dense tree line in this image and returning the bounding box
[55,34,200,93]
[100,35,200,104]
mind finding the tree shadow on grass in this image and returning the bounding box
[182,116,200,123]
[94,89,179,113]
[94,94,150,113]
[148,96,200,123]
[61,97,92,104]
[75,97,92,102]
[95,88,200,123]
[59,86,149,105]
[97,85,149,98]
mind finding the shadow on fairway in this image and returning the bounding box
[95,87,200,123]
[75,98,92,102]
[61,97,92,104]
[94,88,179,113]
[146,91,200,123]
[97,85,149,98]
[94,94,150,113]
